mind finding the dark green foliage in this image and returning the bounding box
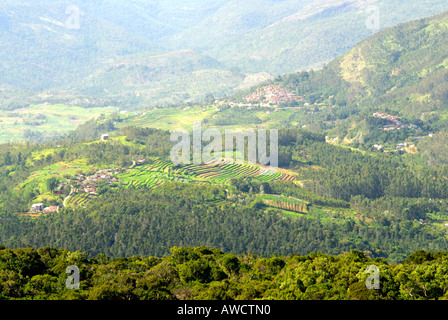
[405,250,435,264]
[1,246,448,300]
[1,182,448,265]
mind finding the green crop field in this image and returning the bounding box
[119,158,290,190]
[114,106,217,132]
[113,105,297,133]
[18,158,99,191]
[0,104,119,143]
[18,152,294,211]
[67,193,97,208]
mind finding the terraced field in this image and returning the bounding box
[118,159,193,189]
[118,158,294,190]
[181,162,284,183]
[18,158,94,195]
[67,193,97,207]
[20,156,296,211]
[114,107,217,132]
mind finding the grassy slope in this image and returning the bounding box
[0,104,119,143]
[335,11,448,114]
[247,10,448,152]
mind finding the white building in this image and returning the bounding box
[30,203,44,213]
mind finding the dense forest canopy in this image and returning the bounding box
[1,245,448,300]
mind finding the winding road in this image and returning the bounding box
[63,186,74,208]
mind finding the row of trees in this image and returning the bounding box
[1,245,448,300]
[1,182,448,264]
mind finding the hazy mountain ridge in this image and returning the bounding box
[169,0,448,75]
[2,0,448,107]
[0,2,158,91]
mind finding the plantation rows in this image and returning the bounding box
[68,193,95,207]
[261,195,309,213]
[120,172,192,189]
[275,173,296,181]
[125,159,290,188]
[180,162,286,184]
[119,159,192,189]
[265,200,308,213]
[65,158,295,207]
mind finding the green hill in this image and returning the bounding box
[0,1,157,92]
[162,0,448,76]
[2,125,448,264]
[334,10,448,117]
[254,10,448,154]
[75,50,258,106]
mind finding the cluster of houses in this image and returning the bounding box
[26,154,149,215]
[372,112,420,131]
[372,141,415,152]
[244,85,304,104]
[28,160,146,214]
[72,167,124,195]
[30,203,59,214]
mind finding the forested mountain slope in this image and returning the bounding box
[251,10,448,156]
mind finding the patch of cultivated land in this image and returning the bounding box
[19,155,294,211]
[115,106,217,131]
[114,105,298,132]
[0,104,119,143]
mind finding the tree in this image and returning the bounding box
[24,274,59,298]
[221,254,241,275]
[178,259,212,284]
[45,177,59,193]
[203,93,215,105]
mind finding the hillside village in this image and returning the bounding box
[28,156,146,214]
[71,167,125,195]
[244,84,303,105]
[29,167,123,214]
[372,112,420,131]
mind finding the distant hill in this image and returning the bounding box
[75,50,268,106]
[331,10,448,118]
[159,0,448,75]
[263,9,448,149]
[2,0,448,107]
[0,1,156,91]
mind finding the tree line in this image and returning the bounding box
[1,245,448,300]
